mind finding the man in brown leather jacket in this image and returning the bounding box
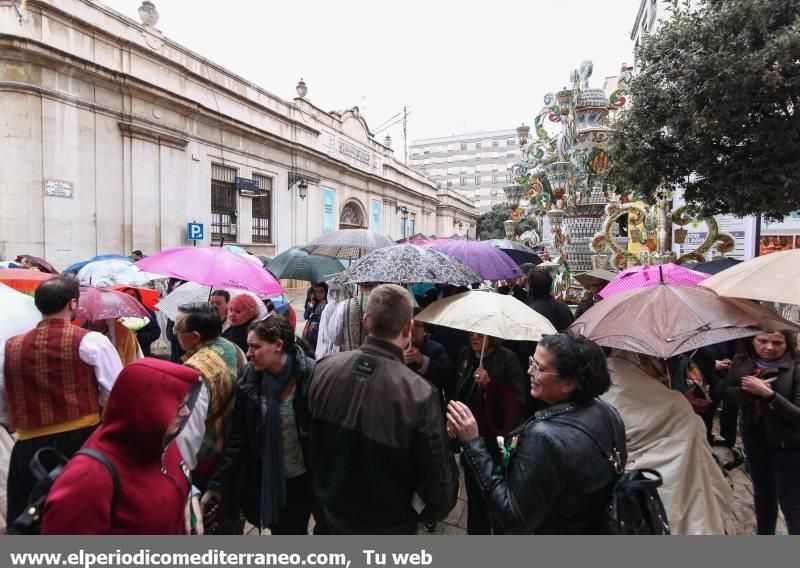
[308,284,458,534]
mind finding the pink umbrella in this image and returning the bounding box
[599,263,709,299]
[77,287,150,322]
[135,246,284,296]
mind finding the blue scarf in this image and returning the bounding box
[260,354,294,528]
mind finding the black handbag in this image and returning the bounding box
[550,402,670,535]
[8,447,120,535]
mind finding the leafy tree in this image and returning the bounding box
[477,204,509,240]
[606,0,800,220]
[476,204,535,240]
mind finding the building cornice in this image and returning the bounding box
[118,122,188,150]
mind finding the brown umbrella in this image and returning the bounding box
[574,269,617,289]
[570,283,799,359]
[16,255,59,274]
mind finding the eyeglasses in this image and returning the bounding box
[529,356,558,378]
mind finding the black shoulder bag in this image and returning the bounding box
[8,447,121,535]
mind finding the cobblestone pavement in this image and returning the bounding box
[278,290,785,536]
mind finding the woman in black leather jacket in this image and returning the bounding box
[203,315,317,534]
[725,330,800,535]
[447,331,626,534]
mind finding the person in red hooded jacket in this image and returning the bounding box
[41,359,203,535]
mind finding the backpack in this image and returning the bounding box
[8,447,121,535]
[547,401,670,535]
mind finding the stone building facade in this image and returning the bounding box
[0,0,476,269]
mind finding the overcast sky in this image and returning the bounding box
[102,0,641,152]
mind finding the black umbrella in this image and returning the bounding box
[484,239,542,267]
[690,258,742,275]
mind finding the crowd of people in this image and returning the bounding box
[1,254,799,536]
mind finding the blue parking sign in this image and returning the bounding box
[187,222,204,241]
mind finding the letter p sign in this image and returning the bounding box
[187,222,204,241]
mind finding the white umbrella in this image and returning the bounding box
[0,283,41,341]
[156,282,269,321]
[76,259,133,286]
[415,290,557,341]
[302,229,395,259]
[111,265,167,287]
[700,249,800,305]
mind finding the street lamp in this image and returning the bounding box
[516,123,530,147]
[288,172,308,200]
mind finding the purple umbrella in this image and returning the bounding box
[425,240,523,280]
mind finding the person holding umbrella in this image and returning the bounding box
[302,282,328,350]
[725,330,800,535]
[447,332,626,534]
[454,331,526,534]
[573,269,616,319]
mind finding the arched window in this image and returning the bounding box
[339,200,366,229]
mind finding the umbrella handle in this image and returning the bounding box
[478,335,486,368]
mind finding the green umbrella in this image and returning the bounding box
[267,247,345,282]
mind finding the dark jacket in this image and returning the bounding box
[526,294,575,332]
[221,318,255,354]
[207,344,315,528]
[408,337,454,392]
[455,344,527,435]
[497,284,528,304]
[573,296,595,320]
[308,336,458,534]
[460,399,627,534]
[135,308,161,357]
[725,353,800,448]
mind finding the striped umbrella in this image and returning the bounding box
[302,229,395,259]
[599,263,709,299]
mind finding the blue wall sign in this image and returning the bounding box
[187,222,204,241]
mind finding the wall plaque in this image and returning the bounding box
[44,179,74,198]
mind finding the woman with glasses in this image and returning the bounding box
[447,331,626,534]
[453,332,526,534]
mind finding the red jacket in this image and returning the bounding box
[43,359,202,535]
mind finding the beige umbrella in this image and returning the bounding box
[570,283,799,359]
[415,290,557,342]
[700,249,800,305]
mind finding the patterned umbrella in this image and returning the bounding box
[155,282,270,321]
[484,239,543,267]
[425,240,522,280]
[266,248,345,282]
[571,284,799,358]
[302,229,395,259]
[77,286,150,322]
[599,263,708,298]
[328,244,481,286]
